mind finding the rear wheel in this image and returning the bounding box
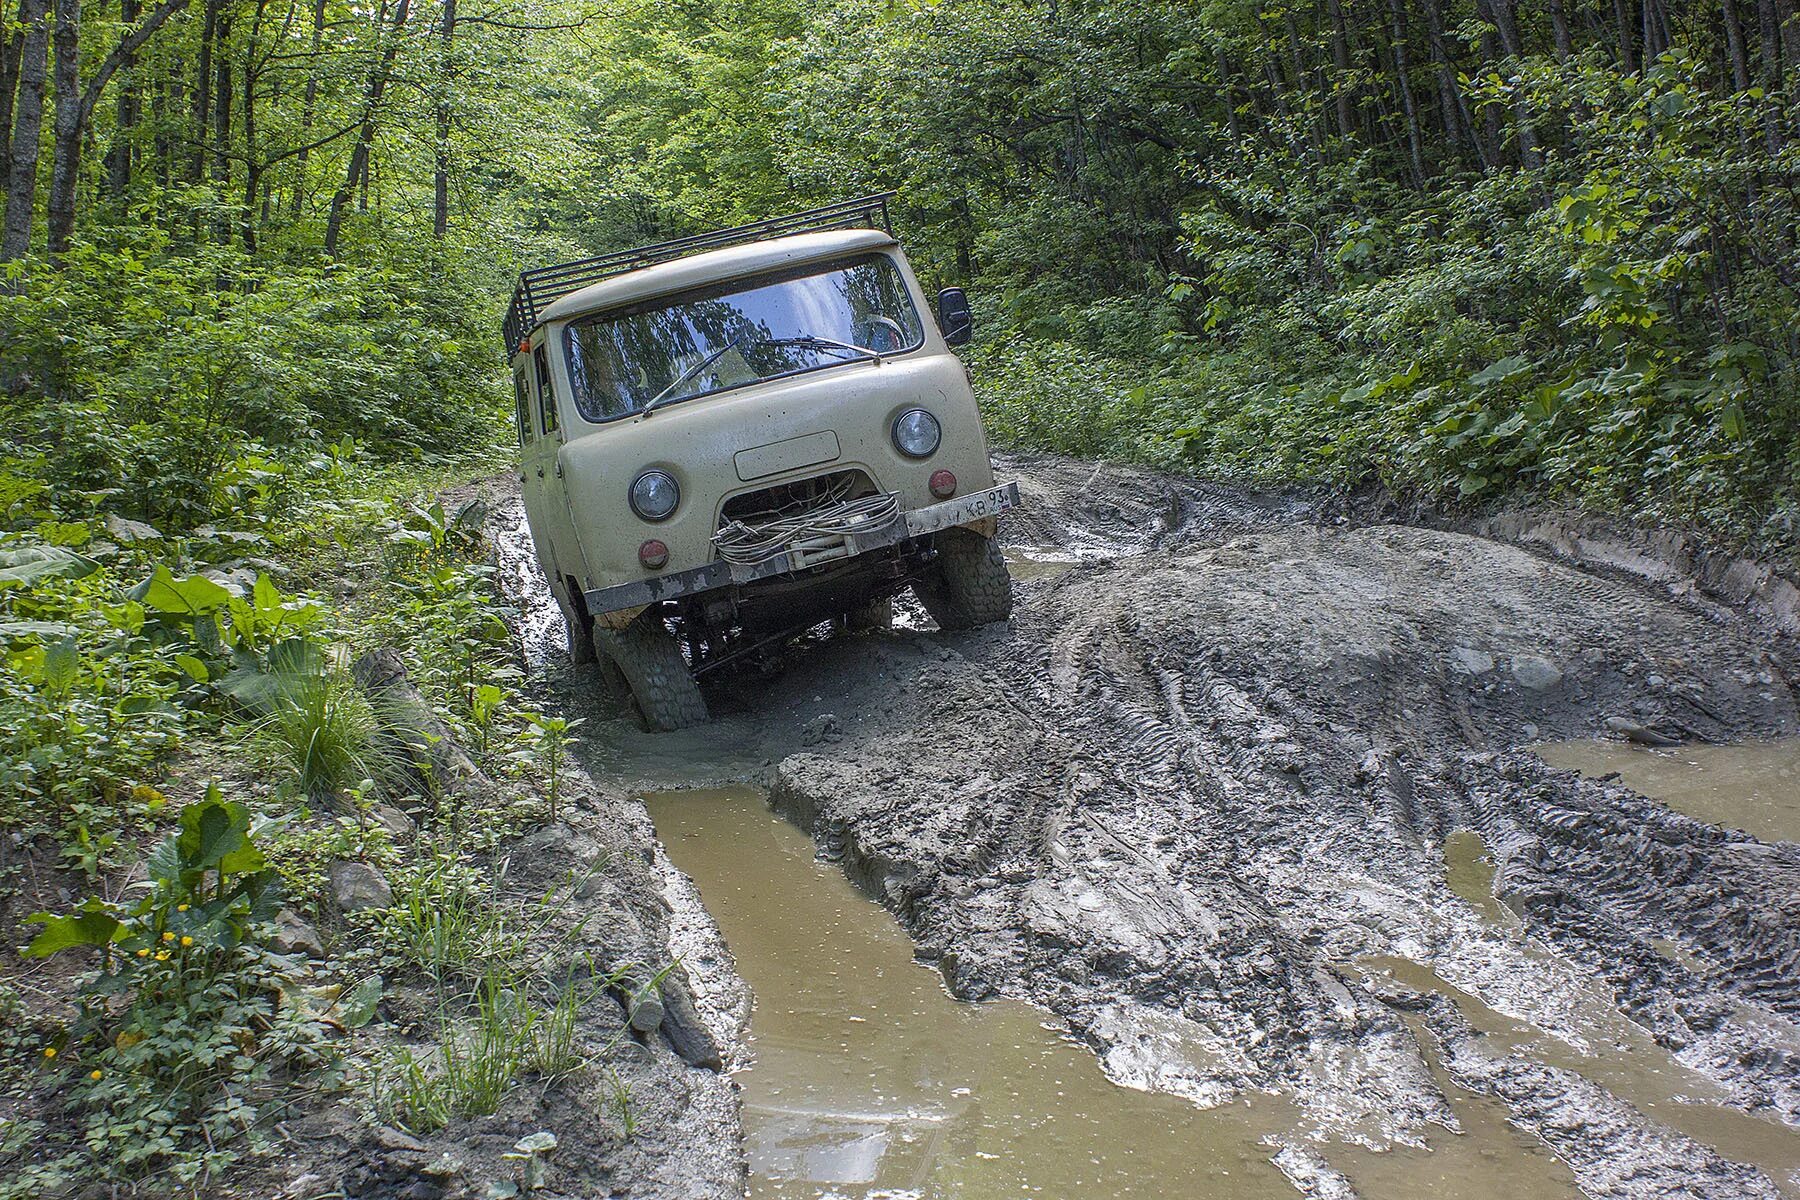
[594,616,709,731]
[914,528,1013,631]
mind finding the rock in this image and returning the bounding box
[371,803,417,839]
[104,514,162,543]
[1603,715,1681,746]
[328,861,394,913]
[800,712,843,746]
[658,972,723,1070]
[1510,654,1564,692]
[353,648,500,808]
[271,908,324,957]
[1449,646,1496,676]
[374,1126,427,1153]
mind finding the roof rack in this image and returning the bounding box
[501,193,895,353]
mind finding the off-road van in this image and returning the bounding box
[504,194,1018,730]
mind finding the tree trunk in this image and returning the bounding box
[190,0,216,181]
[1756,0,1783,150]
[290,0,325,218]
[1215,49,1241,146]
[323,0,409,258]
[1418,0,1480,163]
[0,0,25,191]
[432,0,453,238]
[1614,0,1638,72]
[105,0,138,195]
[1325,0,1356,140]
[2,0,49,261]
[1387,0,1427,184]
[43,0,77,257]
[240,0,265,249]
[1724,0,1755,91]
[1547,0,1574,60]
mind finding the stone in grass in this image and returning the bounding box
[328,861,394,914]
[104,514,163,543]
[271,908,324,957]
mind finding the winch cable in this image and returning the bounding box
[712,488,902,566]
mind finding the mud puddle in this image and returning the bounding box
[1536,738,1800,844]
[649,786,1295,1198]
[649,786,1618,1200]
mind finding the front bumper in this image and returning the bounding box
[583,481,1021,616]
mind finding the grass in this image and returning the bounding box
[243,657,406,804]
[373,964,607,1132]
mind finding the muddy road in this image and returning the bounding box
[497,452,1800,1199]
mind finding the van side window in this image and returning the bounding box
[513,369,533,445]
[534,347,559,435]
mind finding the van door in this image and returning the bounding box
[514,362,553,574]
[525,343,589,597]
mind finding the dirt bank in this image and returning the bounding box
[502,451,1800,1199]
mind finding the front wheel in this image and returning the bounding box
[594,617,709,731]
[913,528,1013,631]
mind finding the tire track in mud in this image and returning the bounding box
[769,458,1800,1199]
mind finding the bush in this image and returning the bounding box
[14,792,333,1191]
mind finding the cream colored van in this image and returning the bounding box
[504,196,1018,729]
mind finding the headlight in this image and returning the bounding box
[892,408,941,459]
[629,470,679,521]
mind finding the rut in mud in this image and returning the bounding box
[771,456,1800,1199]
[501,452,1800,1199]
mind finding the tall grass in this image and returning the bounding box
[235,652,405,803]
[372,964,605,1131]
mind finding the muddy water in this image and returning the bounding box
[650,787,1609,1200]
[650,786,1296,1199]
[1536,738,1800,844]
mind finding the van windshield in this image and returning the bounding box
[563,254,925,422]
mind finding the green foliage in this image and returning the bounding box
[371,963,606,1133]
[519,713,583,823]
[16,792,332,1191]
[229,642,403,804]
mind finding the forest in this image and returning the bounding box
[2,0,1799,1190]
[1,0,1797,540]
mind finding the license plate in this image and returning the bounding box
[963,485,1013,519]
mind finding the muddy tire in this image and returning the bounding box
[842,595,894,633]
[594,619,708,731]
[914,528,1013,631]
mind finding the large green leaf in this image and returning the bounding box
[133,566,233,618]
[0,546,100,588]
[42,634,79,695]
[176,794,266,876]
[24,907,124,958]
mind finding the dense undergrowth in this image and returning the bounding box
[0,431,632,1192]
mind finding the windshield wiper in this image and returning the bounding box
[767,334,885,365]
[643,336,743,414]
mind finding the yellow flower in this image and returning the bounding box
[161,932,175,942]
[155,952,170,961]
[42,1047,55,1059]
[136,949,149,958]
[89,1069,103,1081]
[176,904,189,913]
[180,936,193,947]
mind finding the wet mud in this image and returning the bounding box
[496,450,1800,1199]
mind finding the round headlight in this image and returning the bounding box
[629,470,679,521]
[892,408,941,459]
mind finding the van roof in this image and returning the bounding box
[536,228,900,329]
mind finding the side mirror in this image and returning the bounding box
[937,287,973,347]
